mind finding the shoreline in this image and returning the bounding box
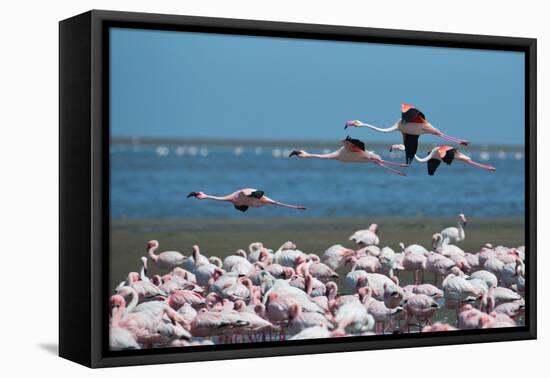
[110,216,524,291]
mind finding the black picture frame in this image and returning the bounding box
[59,9,537,368]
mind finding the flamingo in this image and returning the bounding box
[389,144,495,175]
[403,294,440,330]
[321,244,355,270]
[287,303,333,335]
[468,270,498,290]
[492,301,525,319]
[147,240,187,271]
[109,294,140,350]
[432,234,466,257]
[401,245,428,285]
[288,136,408,176]
[440,214,467,245]
[345,103,470,164]
[424,252,455,286]
[334,296,374,335]
[365,297,403,334]
[349,224,380,246]
[442,267,482,309]
[187,188,306,212]
[379,247,397,277]
[344,254,382,273]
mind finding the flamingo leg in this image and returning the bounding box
[374,161,407,176]
[379,159,409,167]
[434,131,470,146]
[267,200,306,210]
[463,159,496,171]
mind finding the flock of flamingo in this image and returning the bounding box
[110,104,516,350]
[186,103,496,213]
[110,214,526,350]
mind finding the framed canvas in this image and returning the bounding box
[59,10,536,368]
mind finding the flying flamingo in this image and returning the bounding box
[389,144,495,175]
[187,188,306,212]
[345,103,470,164]
[288,136,408,176]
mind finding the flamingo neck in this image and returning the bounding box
[201,194,234,202]
[357,121,399,133]
[299,151,339,159]
[111,305,123,327]
[457,221,465,240]
[148,245,159,262]
[124,288,138,315]
[414,150,435,163]
[140,261,149,283]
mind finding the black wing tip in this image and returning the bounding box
[234,205,249,212]
[248,190,264,199]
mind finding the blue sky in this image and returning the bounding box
[110,28,525,145]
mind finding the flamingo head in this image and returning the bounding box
[127,272,140,283]
[282,267,295,279]
[147,240,159,250]
[288,303,301,321]
[140,256,148,272]
[389,144,405,152]
[459,213,467,226]
[288,150,305,157]
[109,294,126,312]
[281,241,296,250]
[368,223,379,234]
[187,191,206,199]
[344,120,362,129]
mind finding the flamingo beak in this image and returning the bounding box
[289,150,300,157]
[187,192,198,198]
[344,123,348,129]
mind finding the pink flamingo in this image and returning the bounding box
[187,188,305,212]
[287,303,334,336]
[349,224,380,246]
[109,295,140,350]
[167,289,206,310]
[346,103,470,164]
[289,136,408,176]
[147,240,186,271]
[389,144,495,175]
[403,293,440,330]
[402,247,428,285]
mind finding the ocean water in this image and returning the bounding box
[110,142,525,220]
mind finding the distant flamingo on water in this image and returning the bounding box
[389,144,496,176]
[289,136,408,176]
[345,103,470,164]
[187,188,306,212]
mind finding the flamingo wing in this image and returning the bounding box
[234,205,249,212]
[248,190,265,199]
[402,133,420,164]
[401,104,427,124]
[343,136,365,152]
[427,159,441,176]
[438,146,457,165]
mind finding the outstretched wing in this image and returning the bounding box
[234,205,249,212]
[401,103,427,123]
[427,159,441,176]
[438,146,457,165]
[342,136,365,152]
[402,133,419,165]
[247,190,265,199]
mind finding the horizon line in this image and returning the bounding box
[111,135,525,151]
